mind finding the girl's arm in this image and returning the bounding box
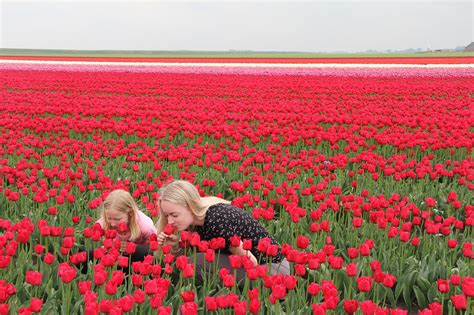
[137,211,158,243]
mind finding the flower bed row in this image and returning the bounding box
[1,60,473,77]
[1,55,473,64]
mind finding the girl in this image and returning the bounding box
[156,180,290,283]
[92,189,157,269]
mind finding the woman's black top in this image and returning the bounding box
[195,203,284,264]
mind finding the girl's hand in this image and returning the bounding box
[119,242,127,253]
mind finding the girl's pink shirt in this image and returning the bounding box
[97,210,157,244]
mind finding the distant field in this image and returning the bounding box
[1,48,473,58]
[2,56,473,64]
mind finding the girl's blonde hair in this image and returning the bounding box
[101,189,140,242]
[156,180,230,233]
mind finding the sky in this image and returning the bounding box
[1,0,472,52]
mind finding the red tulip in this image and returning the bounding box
[29,298,43,313]
[328,255,343,269]
[296,235,310,249]
[118,295,134,312]
[312,303,326,314]
[0,304,8,315]
[125,242,137,254]
[43,253,54,264]
[284,275,297,290]
[450,294,466,310]
[99,299,113,313]
[233,301,247,315]
[230,235,241,247]
[428,302,442,315]
[462,242,472,258]
[180,290,195,303]
[57,263,77,284]
[348,247,358,259]
[308,258,320,270]
[325,295,339,309]
[157,306,172,314]
[359,300,377,314]
[228,255,242,269]
[33,245,45,255]
[242,239,253,250]
[449,274,461,286]
[447,239,458,248]
[163,224,175,235]
[356,276,372,292]
[425,197,437,207]
[183,264,194,278]
[461,276,474,296]
[352,218,363,228]
[78,281,92,295]
[308,282,321,296]
[133,289,146,304]
[104,280,117,295]
[271,284,287,300]
[437,279,449,293]
[249,298,260,315]
[179,302,198,315]
[93,270,107,286]
[205,296,218,311]
[346,263,357,277]
[359,243,370,256]
[25,271,42,286]
[223,274,235,288]
[343,300,358,314]
[117,222,128,233]
[294,264,306,276]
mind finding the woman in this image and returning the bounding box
[156,180,290,283]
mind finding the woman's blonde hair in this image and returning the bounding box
[101,189,141,242]
[156,180,230,233]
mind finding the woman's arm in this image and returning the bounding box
[229,241,258,266]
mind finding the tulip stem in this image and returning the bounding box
[63,282,71,315]
[441,292,445,315]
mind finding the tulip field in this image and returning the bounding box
[0,57,473,314]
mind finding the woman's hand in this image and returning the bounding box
[247,251,258,266]
[229,241,258,267]
[158,232,179,248]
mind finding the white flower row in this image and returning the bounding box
[0,59,473,68]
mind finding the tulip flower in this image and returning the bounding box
[343,300,358,314]
[356,276,373,292]
[25,271,42,286]
[461,276,474,296]
[437,279,449,293]
[450,294,467,310]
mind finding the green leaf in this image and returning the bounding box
[395,282,404,301]
[71,299,84,314]
[385,287,396,307]
[413,285,427,309]
[402,286,412,310]
[416,275,431,292]
[427,282,438,303]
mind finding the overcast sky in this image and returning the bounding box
[1,0,472,52]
